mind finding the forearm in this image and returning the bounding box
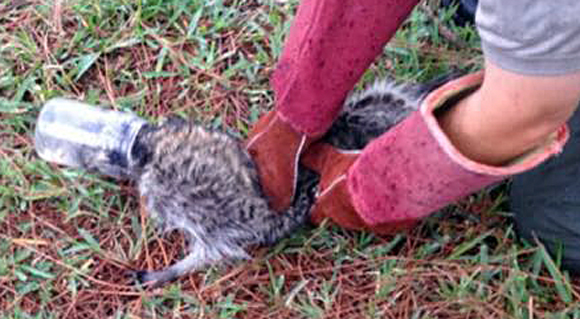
[439,60,580,166]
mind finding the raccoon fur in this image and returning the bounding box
[322,79,422,150]
[128,117,318,286]
[127,73,458,287]
[321,73,460,149]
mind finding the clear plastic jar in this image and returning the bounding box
[34,98,146,178]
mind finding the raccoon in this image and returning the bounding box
[128,73,458,287]
[321,73,460,149]
[322,80,422,150]
[128,117,318,286]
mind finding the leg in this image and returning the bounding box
[511,106,580,275]
[136,240,250,287]
[135,251,208,287]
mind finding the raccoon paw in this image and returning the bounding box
[128,270,160,288]
[130,269,178,288]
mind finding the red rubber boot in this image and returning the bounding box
[246,0,420,211]
[302,72,569,233]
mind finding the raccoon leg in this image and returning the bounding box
[135,246,207,286]
[135,241,250,287]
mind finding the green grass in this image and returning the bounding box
[1,0,580,318]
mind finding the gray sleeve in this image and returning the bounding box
[476,0,580,76]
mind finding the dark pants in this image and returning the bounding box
[511,106,580,275]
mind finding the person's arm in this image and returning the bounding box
[298,0,580,233]
[440,59,580,166]
[245,0,419,211]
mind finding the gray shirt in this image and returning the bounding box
[477,0,580,75]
